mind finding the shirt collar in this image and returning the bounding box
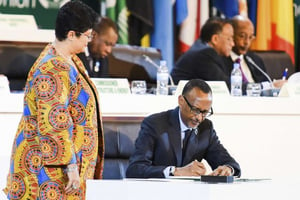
[230,51,243,62]
[178,110,190,132]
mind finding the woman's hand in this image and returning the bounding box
[65,164,80,194]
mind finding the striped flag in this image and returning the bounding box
[106,0,128,44]
[178,0,209,54]
[251,0,295,64]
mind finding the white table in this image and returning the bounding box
[1,93,300,199]
[86,179,300,200]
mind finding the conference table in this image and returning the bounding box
[86,178,300,200]
[1,92,300,199]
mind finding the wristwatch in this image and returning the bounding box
[169,166,176,176]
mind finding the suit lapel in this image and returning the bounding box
[168,108,182,166]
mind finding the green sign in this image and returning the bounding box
[0,0,69,29]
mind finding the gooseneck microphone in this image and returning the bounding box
[142,54,175,86]
[245,56,273,88]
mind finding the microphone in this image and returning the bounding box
[245,56,273,88]
[245,56,280,96]
[142,54,174,86]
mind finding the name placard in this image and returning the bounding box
[174,80,229,97]
[0,14,37,30]
[278,83,300,97]
[91,78,131,95]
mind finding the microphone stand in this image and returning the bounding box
[245,56,278,96]
[245,56,273,86]
[143,54,175,86]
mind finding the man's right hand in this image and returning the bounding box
[174,160,206,176]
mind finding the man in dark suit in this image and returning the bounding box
[171,17,234,89]
[223,15,285,93]
[78,16,118,78]
[126,79,240,178]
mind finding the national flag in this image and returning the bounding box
[212,0,239,18]
[106,0,128,44]
[151,0,174,71]
[178,0,209,54]
[247,0,257,31]
[251,0,294,64]
[127,0,154,46]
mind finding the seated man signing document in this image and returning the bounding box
[126,79,240,178]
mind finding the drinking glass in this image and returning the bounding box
[246,83,261,97]
[131,80,147,95]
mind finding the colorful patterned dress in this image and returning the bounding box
[3,44,104,200]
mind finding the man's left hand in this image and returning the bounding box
[209,165,233,176]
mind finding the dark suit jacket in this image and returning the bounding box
[222,51,269,94]
[171,40,231,89]
[126,107,241,178]
[77,53,109,78]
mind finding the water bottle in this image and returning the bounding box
[156,60,169,95]
[230,63,242,96]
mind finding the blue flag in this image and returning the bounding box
[151,0,174,72]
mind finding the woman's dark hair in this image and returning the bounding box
[200,17,232,43]
[182,79,212,96]
[55,0,98,41]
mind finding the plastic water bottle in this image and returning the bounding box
[230,63,242,96]
[156,60,169,95]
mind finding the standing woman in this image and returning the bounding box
[3,1,104,199]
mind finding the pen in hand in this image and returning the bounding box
[282,68,288,80]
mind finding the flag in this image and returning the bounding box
[151,0,174,71]
[175,0,188,25]
[212,0,239,18]
[247,0,257,29]
[106,0,128,44]
[178,0,209,54]
[251,0,294,64]
[127,0,154,46]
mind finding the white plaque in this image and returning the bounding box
[174,80,229,97]
[91,78,131,94]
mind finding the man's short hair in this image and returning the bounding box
[93,16,118,36]
[182,79,212,96]
[200,17,232,43]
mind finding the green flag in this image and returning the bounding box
[106,0,128,44]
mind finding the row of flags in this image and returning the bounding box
[100,0,297,71]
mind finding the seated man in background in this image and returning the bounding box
[171,17,234,89]
[222,15,286,93]
[126,79,241,178]
[78,16,118,78]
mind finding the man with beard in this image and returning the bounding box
[126,79,240,178]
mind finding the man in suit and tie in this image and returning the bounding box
[126,79,240,178]
[171,17,234,89]
[223,15,285,93]
[78,16,118,78]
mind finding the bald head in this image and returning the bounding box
[231,15,255,55]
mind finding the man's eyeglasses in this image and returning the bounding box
[183,96,213,117]
[77,32,93,41]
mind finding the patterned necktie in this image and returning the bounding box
[235,58,248,84]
